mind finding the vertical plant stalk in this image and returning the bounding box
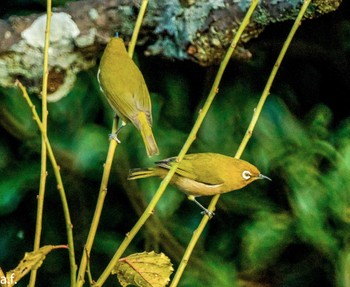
[93,1,260,286]
[16,81,77,287]
[236,0,311,158]
[337,244,350,287]
[169,0,259,285]
[170,1,312,286]
[76,1,149,286]
[76,119,118,287]
[28,1,51,286]
[127,0,148,58]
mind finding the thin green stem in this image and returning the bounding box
[86,249,94,286]
[29,1,51,286]
[76,119,118,287]
[170,1,312,286]
[337,246,350,287]
[16,81,77,287]
[76,1,149,285]
[28,0,51,287]
[237,0,311,158]
[128,0,148,58]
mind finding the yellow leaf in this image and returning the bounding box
[4,245,67,287]
[112,251,174,287]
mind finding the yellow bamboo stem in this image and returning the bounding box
[16,81,77,287]
[29,1,55,286]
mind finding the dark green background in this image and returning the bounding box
[1,1,350,286]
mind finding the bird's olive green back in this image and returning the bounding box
[156,153,262,191]
[98,38,152,126]
[157,154,233,184]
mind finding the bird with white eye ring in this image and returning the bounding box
[128,153,271,217]
[242,170,253,180]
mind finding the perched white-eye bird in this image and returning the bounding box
[128,153,271,217]
[98,34,159,157]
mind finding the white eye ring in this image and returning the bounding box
[242,170,252,180]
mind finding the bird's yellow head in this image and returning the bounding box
[103,35,126,59]
[232,159,271,189]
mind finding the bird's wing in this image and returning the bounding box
[105,89,134,120]
[101,55,151,123]
[156,154,224,185]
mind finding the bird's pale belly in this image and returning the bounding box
[173,175,225,197]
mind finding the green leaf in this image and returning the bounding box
[112,251,173,287]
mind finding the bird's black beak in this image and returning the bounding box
[258,174,272,181]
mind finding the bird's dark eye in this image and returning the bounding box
[242,170,251,180]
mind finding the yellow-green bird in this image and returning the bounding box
[128,153,271,217]
[98,34,159,157]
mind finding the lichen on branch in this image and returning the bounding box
[0,0,342,100]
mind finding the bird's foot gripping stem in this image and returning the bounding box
[188,195,215,219]
[109,120,126,143]
[200,209,215,219]
[109,133,121,143]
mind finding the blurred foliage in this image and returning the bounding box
[1,1,350,287]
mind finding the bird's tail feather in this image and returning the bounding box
[135,112,159,157]
[128,168,156,180]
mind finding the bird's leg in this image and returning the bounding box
[109,120,126,143]
[187,195,215,219]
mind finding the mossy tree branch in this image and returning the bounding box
[0,0,341,101]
